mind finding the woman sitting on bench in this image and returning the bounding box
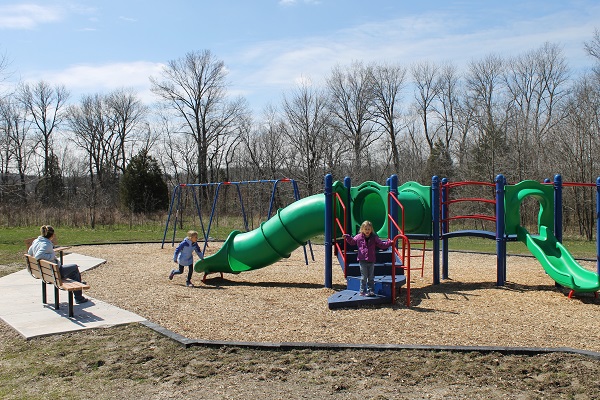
[27,225,88,304]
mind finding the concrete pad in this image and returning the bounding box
[0,264,146,339]
[62,253,107,272]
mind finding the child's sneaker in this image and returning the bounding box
[168,270,175,280]
[359,291,366,296]
[186,281,194,287]
[367,291,375,297]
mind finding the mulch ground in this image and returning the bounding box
[75,243,600,352]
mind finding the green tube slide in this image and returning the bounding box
[519,225,600,293]
[194,193,325,274]
[194,180,432,276]
[506,180,600,293]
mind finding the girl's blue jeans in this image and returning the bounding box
[359,261,375,293]
[172,264,193,283]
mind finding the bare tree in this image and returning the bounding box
[206,96,249,182]
[18,81,69,201]
[150,50,247,184]
[584,28,600,75]
[0,96,35,203]
[66,94,119,227]
[465,54,508,181]
[503,43,569,180]
[106,88,147,174]
[434,63,461,151]
[453,95,476,178]
[281,79,331,194]
[0,49,10,91]
[400,115,428,181]
[412,61,441,153]
[371,62,407,172]
[555,74,600,239]
[155,107,198,185]
[327,61,379,173]
[240,105,287,178]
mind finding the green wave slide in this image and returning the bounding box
[194,193,325,274]
[518,225,600,293]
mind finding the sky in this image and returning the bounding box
[1,0,599,113]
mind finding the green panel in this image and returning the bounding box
[397,181,432,235]
[505,180,554,236]
[350,181,389,237]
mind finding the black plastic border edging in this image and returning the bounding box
[140,321,600,361]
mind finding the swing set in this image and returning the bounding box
[161,178,314,263]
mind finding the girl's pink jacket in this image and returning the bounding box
[344,233,392,262]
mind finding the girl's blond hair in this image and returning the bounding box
[359,220,373,234]
[187,230,199,239]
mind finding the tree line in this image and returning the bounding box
[1,30,599,236]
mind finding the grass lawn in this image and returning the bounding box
[2,223,597,268]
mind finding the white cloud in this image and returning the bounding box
[242,7,598,84]
[0,4,63,29]
[278,0,320,6]
[24,61,165,103]
[228,5,600,112]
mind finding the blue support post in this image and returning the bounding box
[267,181,278,219]
[554,174,563,242]
[552,174,564,288]
[441,178,449,280]
[203,183,222,254]
[596,177,600,276]
[495,174,506,286]
[172,183,183,247]
[431,176,440,285]
[162,184,180,248]
[324,174,333,288]
[191,186,206,242]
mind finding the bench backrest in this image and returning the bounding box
[24,254,42,280]
[37,259,63,287]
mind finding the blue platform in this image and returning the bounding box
[346,274,407,296]
[327,240,407,309]
[327,290,390,309]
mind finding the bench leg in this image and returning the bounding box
[54,287,60,310]
[41,282,47,304]
[67,292,74,318]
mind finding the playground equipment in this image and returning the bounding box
[326,175,432,308]
[439,174,600,298]
[504,177,600,297]
[181,173,599,308]
[193,174,431,308]
[161,179,313,265]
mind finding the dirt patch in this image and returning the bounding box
[1,321,599,399]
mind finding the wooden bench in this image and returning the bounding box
[24,254,90,317]
[24,254,48,304]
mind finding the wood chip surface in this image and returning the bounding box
[77,243,600,351]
